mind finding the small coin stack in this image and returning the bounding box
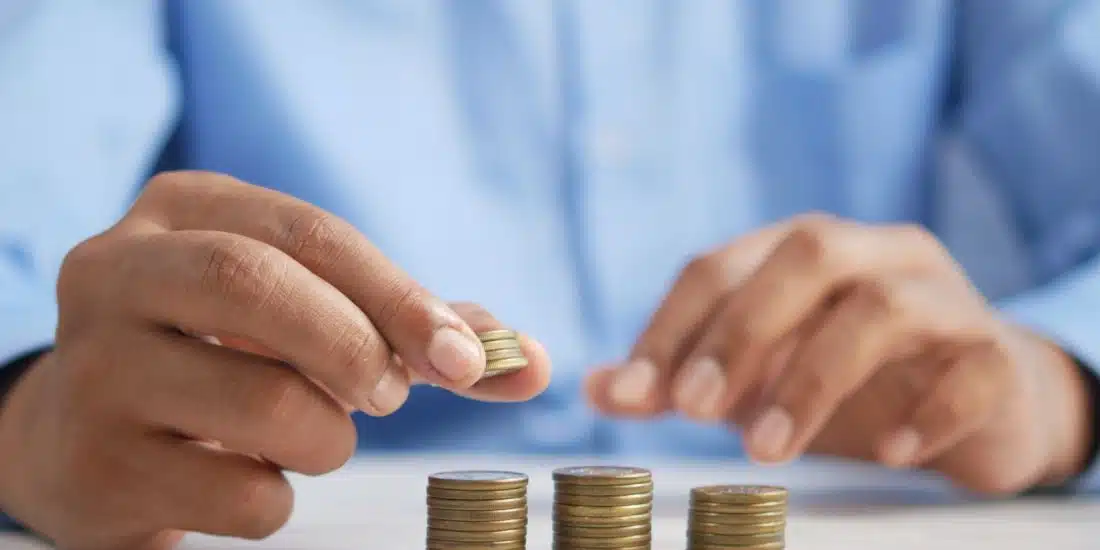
[477,329,528,378]
[426,471,528,550]
[686,485,788,550]
[552,466,654,550]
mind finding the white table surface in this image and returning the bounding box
[3,455,1097,549]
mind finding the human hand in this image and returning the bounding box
[0,172,551,550]
[586,214,1093,495]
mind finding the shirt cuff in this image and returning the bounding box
[996,258,1100,492]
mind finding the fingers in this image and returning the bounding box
[423,303,552,403]
[140,439,294,540]
[744,278,991,463]
[102,230,402,414]
[590,223,792,417]
[676,217,947,418]
[131,171,486,388]
[121,331,363,476]
[879,344,1009,468]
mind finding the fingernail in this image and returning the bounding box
[675,357,726,419]
[610,359,657,407]
[426,327,484,381]
[748,406,793,460]
[881,428,921,467]
[362,366,408,416]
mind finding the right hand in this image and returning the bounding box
[0,171,552,550]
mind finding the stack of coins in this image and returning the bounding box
[426,471,528,550]
[687,485,788,549]
[552,466,653,549]
[477,329,528,378]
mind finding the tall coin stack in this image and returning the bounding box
[426,471,529,550]
[687,485,787,550]
[477,329,528,378]
[552,466,653,550]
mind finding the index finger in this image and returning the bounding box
[130,171,486,389]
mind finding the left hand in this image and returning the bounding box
[585,214,1093,495]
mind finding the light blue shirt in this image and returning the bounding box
[2,0,1100,487]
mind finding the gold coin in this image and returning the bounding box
[554,502,651,517]
[551,511,650,527]
[427,541,525,550]
[688,509,786,525]
[555,480,653,496]
[428,507,527,522]
[553,545,650,550]
[481,339,522,352]
[479,366,525,379]
[689,531,785,546]
[553,533,651,548]
[428,471,528,491]
[428,518,527,532]
[686,543,783,550]
[429,496,526,511]
[689,499,786,513]
[552,466,652,485]
[553,522,651,538]
[477,329,517,342]
[554,492,652,506]
[428,486,527,500]
[428,527,526,543]
[485,356,529,370]
[691,485,787,504]
[689,520,785,535]
[484,348,526,362]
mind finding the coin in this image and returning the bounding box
[430,496,527,511]
[686,542,783,550]
[553,533,651,548]
[689,531,784,546]
[554,502,652,517]
[427,541,526,550]
[554,492,652,507]
[428,471,528,491]
[689,499,786,513]
[689,520,785,535]
[691,485,787,504]
[554,522,651,538]
[484,348,526,362]
[428,527,526,543]
[477,329,517,342]
[688,509,786,525]
[551,511,651,527]
[428,486,527,500]
[428,507,527,522]
[480,338,522,352]
[428,518,527,532]
[553,466,652,485]
[485,356,528,370]
[555,480,653,496]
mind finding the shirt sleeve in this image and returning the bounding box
[950,0,1100,490]
[0,1,179,530]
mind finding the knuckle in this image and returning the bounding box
[231,474,294,539]
[58,235,112,305]
[787,368,831,403]
[681,254,727,288]
[200,239,287,309]
[327,325,385,392]
[253,373,311,428]
[373,282,422,330]
[725,313,770,350]
[780,219,833,265]
[281,211,353,266]
[849,279,898,316]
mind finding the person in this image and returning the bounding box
[1,1,1099,548]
